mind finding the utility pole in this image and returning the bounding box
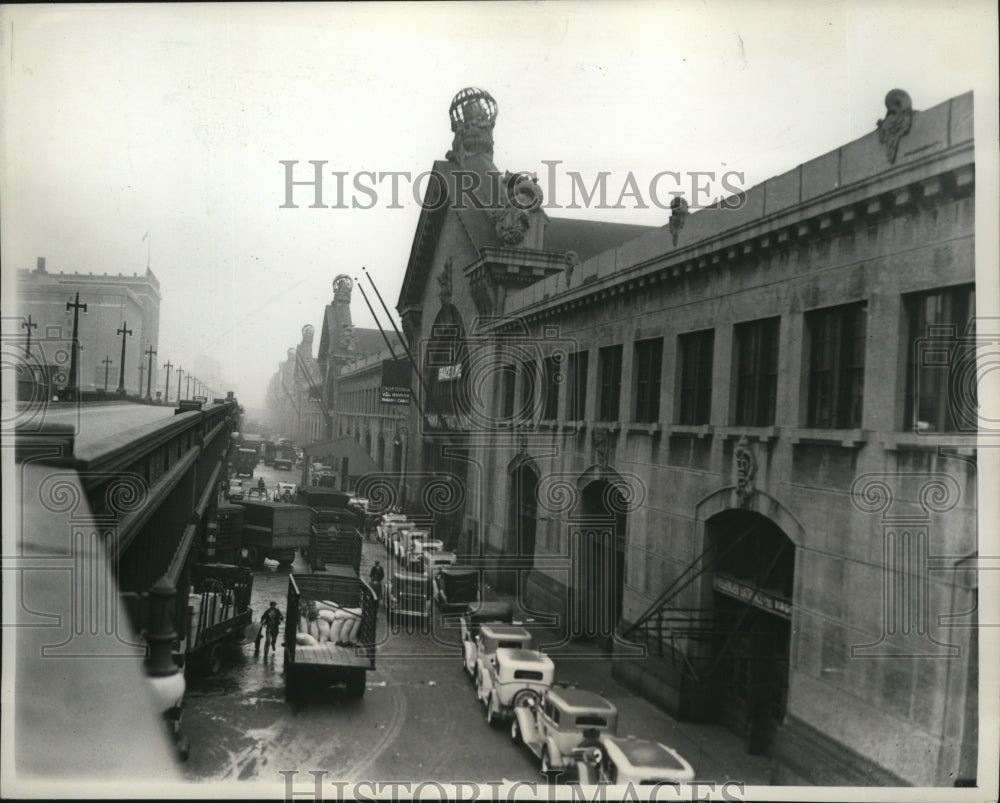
[177,367,184,401]
[163,360,173,403]
[186,374,192,400]
[65,293,88,399]
[22,315,38,357]
[139,362,145,396]
[116,323,132,396]
[145,344,157,400]
[102,356,113,392]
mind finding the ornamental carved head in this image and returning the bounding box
[448,87,497,162]
[301,324,315,344]
[333,275,353,304]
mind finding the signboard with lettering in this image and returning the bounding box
[713,574,792,619]
[437,363,462,382]
[380,359,411,404]
[380,386,410,405]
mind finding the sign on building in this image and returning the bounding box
[380,358,411,405]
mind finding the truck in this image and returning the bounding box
[262,440,277,467]
[183,563,254,675]
[234,448,258,478]
[298,488,366,530]
[310,524,363,573]
[273,443,295,471]
[233,500,312,568]
[284,572,378,700]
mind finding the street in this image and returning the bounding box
[181,465,774,787]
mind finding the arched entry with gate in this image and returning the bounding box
[705,508,795,754]
[571,473,628,642]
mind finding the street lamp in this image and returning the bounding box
[163,360,173,403]
[64,293,88,399]
[102,356,113,392]
[116,323,133,397]
[145,344,157,400]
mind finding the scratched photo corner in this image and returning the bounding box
[2,2,999,801]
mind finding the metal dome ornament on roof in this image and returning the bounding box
[447,87,497,163]
[449,88,497,129]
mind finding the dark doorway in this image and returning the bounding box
[572,480,627,642]
[707,510,794,755]
[505,460,539,595]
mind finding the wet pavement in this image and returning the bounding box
[181,465,776,787]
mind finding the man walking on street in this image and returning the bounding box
[257,600,284,658]
[369,560,385,590]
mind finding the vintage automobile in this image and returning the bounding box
[384,568,431,625]
[434,565,479,613]
[477,647,555,727]
[468,622,532,682]
[377,513,410,545]
[510,686,618,777]
[276,481,298,502]
[574,735,696,786]
[459,602,515,676]
[396,527,430,561]
[406,534,444,570]
[227,479,245,501]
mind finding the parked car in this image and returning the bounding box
[246,488,268,501]
[467,622,533,683]
[395,527,428,561]
[459,602,515,676]
[384,568,431,625]
[510,686,618,778]
[573,735,695,785]
[276,481,298,502]
[406,534,444,570]
[477,646,555,727]
[227,479,245,501]
[433,565,479,613]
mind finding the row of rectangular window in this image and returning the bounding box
[501,283,974,433]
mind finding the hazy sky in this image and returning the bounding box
[2,1,997,410]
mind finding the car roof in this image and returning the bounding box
[495,648,554,667]
[602,737,694,778]
[547,686,617,714]
[462,601,513,622]
[480,624,531,639]
[424,549,455,559]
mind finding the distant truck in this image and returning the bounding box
[273,443,295,471]
[285,572,378,700]
[262,440,277,467]
[234,448,258,478]
[233,500,312,567]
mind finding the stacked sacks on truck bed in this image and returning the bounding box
[295,598,363,648]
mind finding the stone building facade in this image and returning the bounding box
[14,258,161,395]
[393,88,979,786]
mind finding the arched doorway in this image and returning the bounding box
[505,458,539,595]
[424,304,469,419]
[706,509,794,754]
[573,477,628,642]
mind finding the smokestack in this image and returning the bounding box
[36,257,47,273]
